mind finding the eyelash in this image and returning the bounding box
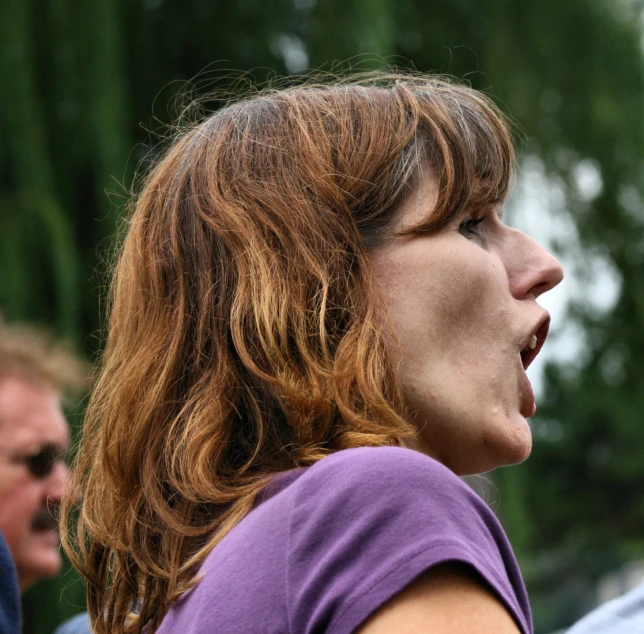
[458,216,485,237]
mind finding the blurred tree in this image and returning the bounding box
[1,0,643,631]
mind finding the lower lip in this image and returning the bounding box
[519,368,536,417]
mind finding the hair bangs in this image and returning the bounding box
[395,81,516,235]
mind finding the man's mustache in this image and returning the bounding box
[31,503,59,532]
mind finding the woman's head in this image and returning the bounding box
[64,72,558,633]
[371,176,562,475]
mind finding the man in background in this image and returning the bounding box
[566,583,644,633]
[0,320,86,593]
[0,530,20,633]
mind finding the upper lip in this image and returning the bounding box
[520,313,551,370]
[31,505,60,532]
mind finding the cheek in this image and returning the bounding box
[373,237,513,380]
[375,259,461,343]
[441,262,514,357]
[0,486,40,531]
[392,268,508,364]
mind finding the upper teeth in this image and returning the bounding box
[528,335,538,350]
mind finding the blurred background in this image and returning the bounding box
[1,0,644,631]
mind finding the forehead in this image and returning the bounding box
[391,176,439,229]
[0,376,69,449]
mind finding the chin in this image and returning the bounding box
[497,418,533,467]
[456,418,533,475]
[18,548,63,590]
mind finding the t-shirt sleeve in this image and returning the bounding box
[285,446,532,634]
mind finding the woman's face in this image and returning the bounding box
[371,178,564,475]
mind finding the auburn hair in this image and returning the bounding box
[62,71,515,633]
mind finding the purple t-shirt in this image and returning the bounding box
[157,446,532,633]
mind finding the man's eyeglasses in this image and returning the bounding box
[0,444,68,479]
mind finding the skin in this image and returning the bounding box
[371,178,563,475]
[0,375,70,591]
[365,179,563,632]
[356,563,521,634]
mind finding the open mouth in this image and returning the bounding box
[520,316,550,371]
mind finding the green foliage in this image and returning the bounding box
[2,0,644,631]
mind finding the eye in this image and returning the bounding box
[458,216,485,238]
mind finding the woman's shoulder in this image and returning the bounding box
[285,446,532,634]
[292,446,481,515]
[287,446,504,563]
[161,446,531,634]
[290,444,499,533]
[307,445,456,478]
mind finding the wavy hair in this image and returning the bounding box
[62,71,515,633]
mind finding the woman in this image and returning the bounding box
[62,72,563,634]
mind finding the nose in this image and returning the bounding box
[505,228,564,300]
[44,459,69,503]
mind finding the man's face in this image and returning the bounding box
[0,375,70,591]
